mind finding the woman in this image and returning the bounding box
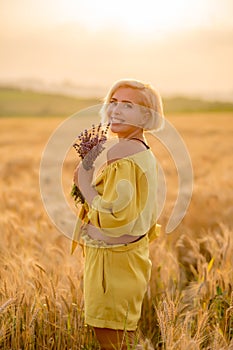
[73,79,163,349]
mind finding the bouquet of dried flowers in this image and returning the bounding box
[71,122,110,205]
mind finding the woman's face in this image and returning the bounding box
[107,87,147,138]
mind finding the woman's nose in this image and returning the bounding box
[112,102,122,115]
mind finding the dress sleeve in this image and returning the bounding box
[87,159,148,237]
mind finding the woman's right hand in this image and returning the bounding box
[73,163,97,205]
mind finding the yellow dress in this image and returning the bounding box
[73,148,160,330]
[72,148,160,251]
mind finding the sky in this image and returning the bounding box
[1,0,233,100]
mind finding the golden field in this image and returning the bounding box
[0,112,233,349]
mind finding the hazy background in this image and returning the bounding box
[0,3,233,347]
[1,0,233,100]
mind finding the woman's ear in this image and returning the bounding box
[141,111,150,127]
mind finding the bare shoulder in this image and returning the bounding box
[107,139,146,165]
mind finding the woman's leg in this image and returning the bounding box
[94,327,138,349]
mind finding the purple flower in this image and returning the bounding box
[71,123,110,204]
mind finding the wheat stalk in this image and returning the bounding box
[0,298,15,313]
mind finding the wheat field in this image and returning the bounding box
[0,113,232,349]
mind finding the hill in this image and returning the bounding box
[0,86,233,117]
[164,96,233,114]
[0,87,99,117]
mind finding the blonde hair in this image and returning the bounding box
[100,78,164,131]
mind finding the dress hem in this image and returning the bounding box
[85,315,138,331]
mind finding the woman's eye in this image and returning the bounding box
[123,103,133,108]
[109,101,133,108]
[109,100,117,106]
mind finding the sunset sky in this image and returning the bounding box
[1,0,233,100]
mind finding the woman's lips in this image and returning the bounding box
[110,118,125,124]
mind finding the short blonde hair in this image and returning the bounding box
[100,78,164,130]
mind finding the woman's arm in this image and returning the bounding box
[85,224,143,244]
[87,158,148,237]
[73,163,98,205]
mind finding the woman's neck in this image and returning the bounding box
[117,130,144,141]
